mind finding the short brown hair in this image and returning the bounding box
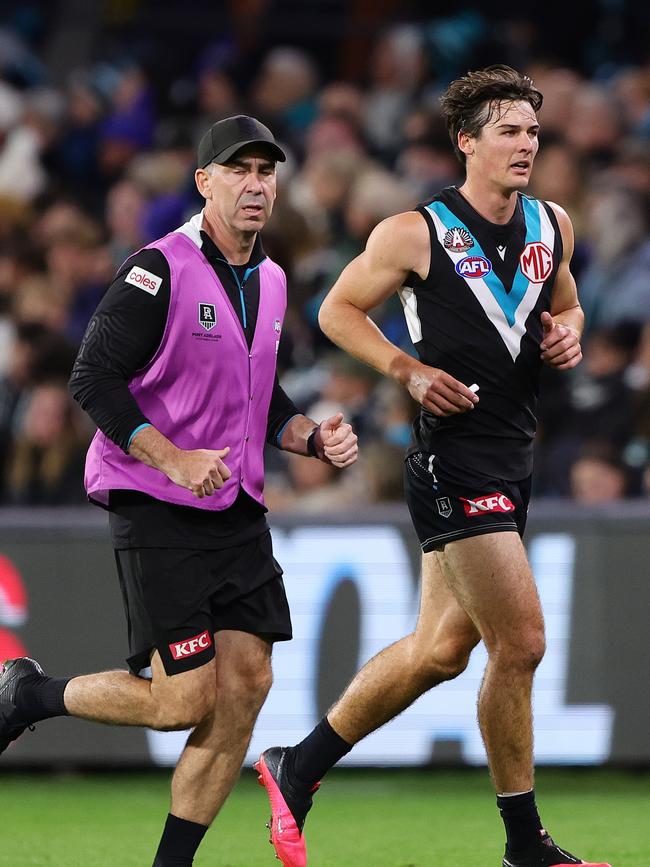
[440,65,543,165]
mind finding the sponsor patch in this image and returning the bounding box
[519,242,553,283]
[199,302,217,331]
[455,255,492,279]
[169,630,212,660]
[443,227,474,253]
[460,492,515,516]
[125,266,163,296]
[436,496,452,518]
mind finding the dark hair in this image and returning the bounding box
[440,65,543,165]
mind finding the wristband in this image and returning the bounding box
[306,427,319,457]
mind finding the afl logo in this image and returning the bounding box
[273,318,281,333]
[520,242,553,283]
[455,255,492,279]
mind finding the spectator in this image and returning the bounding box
[570,442,632,504]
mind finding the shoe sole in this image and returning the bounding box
[255,753,307,867]
[504,861,612,866]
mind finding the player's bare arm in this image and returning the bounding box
[128,425,232,499]
[540,203,584,370]
[319,212,479,417]
[278,412,358,468]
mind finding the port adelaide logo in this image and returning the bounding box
[199,302,217,331]
[444,226,474,253]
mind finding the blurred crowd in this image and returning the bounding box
[0,3,649,508]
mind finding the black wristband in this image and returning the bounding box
[306,427,319,457]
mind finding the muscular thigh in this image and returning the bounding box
[413,549,481,656]
[213,629,273,686]
[438,531,543,649]
[149,649,217,713]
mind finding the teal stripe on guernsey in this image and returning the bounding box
[426,198,542,327]
[127,422,152,449]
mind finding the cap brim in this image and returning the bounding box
[207,139,286,166]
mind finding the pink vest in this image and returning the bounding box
[85,222,286,510]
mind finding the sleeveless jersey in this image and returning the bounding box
[401,187,562,480]
[85,214,287,509]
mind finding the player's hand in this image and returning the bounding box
[540,311,582,370]
[317,413,358,468]
[167,447,232,498]
[406,363,479,417]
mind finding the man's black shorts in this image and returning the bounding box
[115,530,292,676]
[404,451,531,553]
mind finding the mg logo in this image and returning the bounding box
[455,255,492,279]
[520,242,553,283]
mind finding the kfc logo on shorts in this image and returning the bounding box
[169,630,212,660]
[519,242,553,283]
[460,492,515,516]
[125,266,163,296]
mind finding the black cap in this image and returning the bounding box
[197,115,286,168]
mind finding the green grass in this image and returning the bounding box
[0,768,647,866]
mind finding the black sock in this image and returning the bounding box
[14,674,70,724]
[289,716,353,789]
[152,814,208,867]
[497,789,543,856]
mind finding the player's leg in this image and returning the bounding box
[64,652,216,729]
[440,531,610,867]
[0,650,217,761]
[256,551,481,867]
[153,544,292,867]
[326,550,481,743]
[169,629,273,825]
[1,546,221,746]
[440,531,543,794]
[151,630,273,867]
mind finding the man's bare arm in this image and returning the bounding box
[318,211,479,416]
[129,425,231,499]
[540,203,584,370]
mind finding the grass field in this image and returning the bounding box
[0,768,647,866]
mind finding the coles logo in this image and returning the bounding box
[169,630,212,660]
[455,255,492,279]
[460,492,515,516]
[519,242,553,283]
[125,266,163,296]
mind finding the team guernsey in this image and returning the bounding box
[401,186,562,481]
[85,213,287,510]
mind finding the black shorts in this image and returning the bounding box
[404,451,531,553]
[115,530,292,676]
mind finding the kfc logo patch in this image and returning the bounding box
[125,266,163,296]
[460,492,515,516]
[169,630,212,660]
